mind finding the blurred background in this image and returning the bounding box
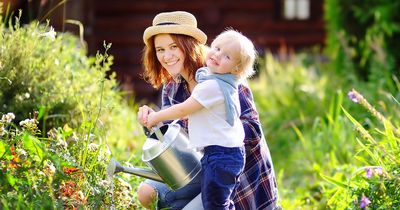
[3,0,324,104]
[2,0,400,209]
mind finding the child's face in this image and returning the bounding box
[206,36,240,75]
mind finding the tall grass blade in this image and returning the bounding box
[341,107,376,144]
[320,173,353,188]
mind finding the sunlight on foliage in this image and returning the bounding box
[0,16,144,209]
[322,89,400,209]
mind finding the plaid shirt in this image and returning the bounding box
[162,80,279,210]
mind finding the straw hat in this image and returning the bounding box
[143,11,207,46]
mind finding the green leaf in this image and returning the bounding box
[22,133,44,161]
[6,174,16,187]
[37,105,46,121]
[0,140,6,157]
[341,107,377,144]
[320,173,353,189]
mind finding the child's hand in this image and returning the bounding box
[146,112,158,129]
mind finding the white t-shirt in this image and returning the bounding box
[189,79,244,149]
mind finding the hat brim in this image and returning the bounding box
[143,25,207,46]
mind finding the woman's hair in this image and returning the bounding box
[142,34,206,89]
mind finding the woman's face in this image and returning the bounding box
[154,34,186,78]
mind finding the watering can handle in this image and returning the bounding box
[143,126,151,137]
[143,124,165,141]
[153,128,165,142]
[142,122,163,137]
[143,119,179,140]
[153,119,179,141]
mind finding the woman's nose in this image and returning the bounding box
[163,50,173,59]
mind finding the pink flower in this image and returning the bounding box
[348,91,359,103]
[365,168,373,178]
[360,195,371,209]
[374,167,383,176]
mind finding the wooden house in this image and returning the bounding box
[6,0,325,104]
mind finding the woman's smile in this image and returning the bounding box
[165,59,179,66]
[154,34,185,77]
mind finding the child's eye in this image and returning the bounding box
[211,46,220,51]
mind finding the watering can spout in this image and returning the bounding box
[107,158,163,182]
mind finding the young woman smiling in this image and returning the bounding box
[136,11,280,210]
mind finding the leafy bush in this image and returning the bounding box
[324,0,400,91]
[251,53,336,173]
[251,53,400,209]
[0,14,120,131]
[0,10,146,209]
[323,89,400,209]
[0,111,140,209]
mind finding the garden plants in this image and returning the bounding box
[0,8,145,209]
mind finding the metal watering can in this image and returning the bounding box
[107,121,203,191]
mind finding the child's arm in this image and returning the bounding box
[147,96,203,128]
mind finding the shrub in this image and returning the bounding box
[0,9,146,209]
[0,111,140,209]
[251,53,335,171]
[322,89,400,209]
[0,14,120,131]
[324,0,400,92]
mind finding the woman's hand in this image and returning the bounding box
[138,105,155,127]
[146,112,158,129]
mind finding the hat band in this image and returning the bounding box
[156,22,179,26]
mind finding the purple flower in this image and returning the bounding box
[360,195,371,209]
[374,167,383,176]
[348,91,359,103]
[365,168,373,178]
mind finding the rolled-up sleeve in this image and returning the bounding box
[238,84,262,147]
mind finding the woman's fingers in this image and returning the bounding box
[138,105,154,126]
[138,106,147,126]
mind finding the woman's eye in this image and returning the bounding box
[156,48,164,53]
[171,45,178,50]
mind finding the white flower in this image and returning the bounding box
[19,119,38,127]
[16,148,27,160]
[44,160,56,176]
[40,26,57,40]
[85,133,96,141]
[88,143,99,152]
[99,179,110,188]
[1,112,15,123]
[0,125,5,136]
[56,139,68,150]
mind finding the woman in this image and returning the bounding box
[137,11,279,210]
